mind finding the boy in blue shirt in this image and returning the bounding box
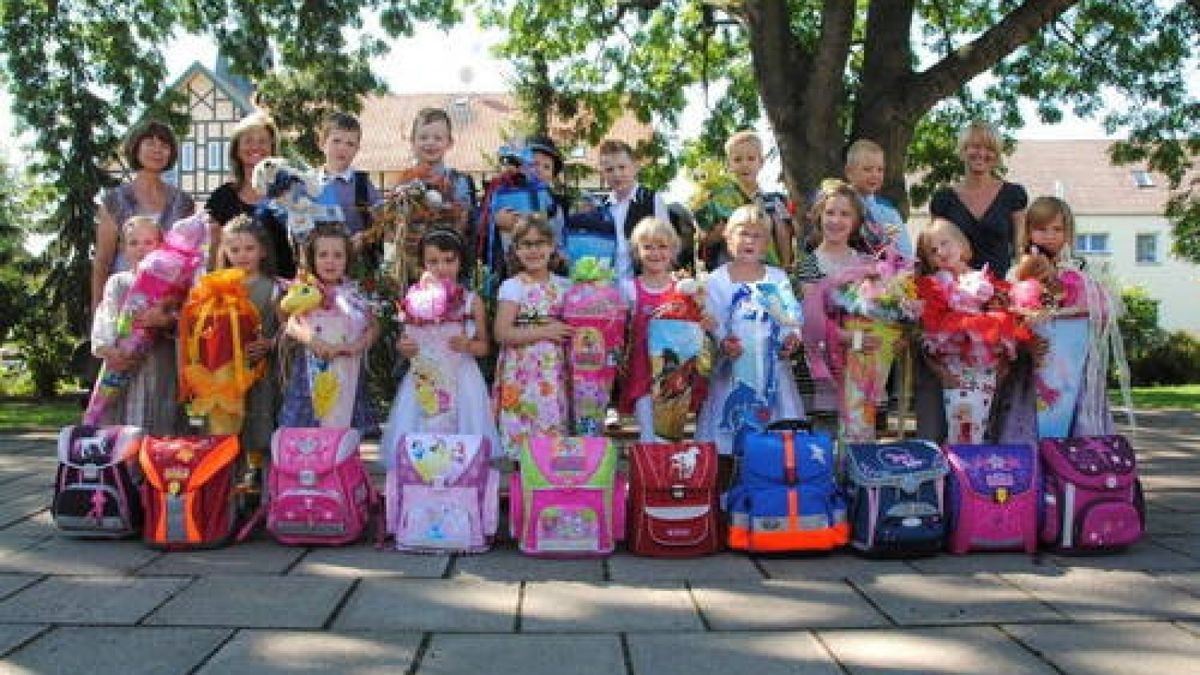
[844,138,913,257]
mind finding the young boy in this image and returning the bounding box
[844,139,913,257]
[694,131,794,269]
[597,139,670,280]
[315,112,382,243]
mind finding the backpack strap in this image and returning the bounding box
[353,171,373,231]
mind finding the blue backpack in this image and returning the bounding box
[726,421,849,552]
[565,198,618,270]
[844,440,949,556]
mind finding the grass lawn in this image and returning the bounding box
[0,396,83,431]
[1112,384,1200,411]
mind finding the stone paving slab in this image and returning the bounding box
[417,634,625,675]
[137,540,307,576]
[1148,511,1200,535]
[627,631,841,675]
[0,575,189,625]
[849,572,1067,626]
[0,626,230,675]
[1002,568,1200,621]
[333,579,519,632]
[0,574,37,601]
[0,623,46,657]
[290,546,452,578]
[818,625,1056,674]
[1049,540,1200,572]
[0,536,162,575]
[607,553,764,583]
[196,629,422,674]
[1004,621,1200,674]
[145,575,353,629]
[521,581,703,632]
[1155,571,1200,598]
[690,579,889,631]
[450,546,604,582]
[756,553,916,580]
[1152,535,1200,558]
[906,552,1062,575]
[1146,490,1200,513]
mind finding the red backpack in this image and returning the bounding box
[138,435,242,549]
[627,441,721,557]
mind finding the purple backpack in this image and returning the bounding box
[53,425,145,537]
[945,444,1039,554]
[267,428,379,546]
[386,434,498,553]
[1039,435,1144,551]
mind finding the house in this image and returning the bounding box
[1003,140,1199,333]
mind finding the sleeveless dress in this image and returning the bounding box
[493,275,571,459]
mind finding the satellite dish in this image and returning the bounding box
[459,66,475,86]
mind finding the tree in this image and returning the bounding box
[478,1,1197,243]
[0,1,459,335]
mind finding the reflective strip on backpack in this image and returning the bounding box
[166,494,189,542]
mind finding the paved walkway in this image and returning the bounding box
[0,412,1197,674]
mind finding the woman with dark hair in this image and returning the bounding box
[91,120,195,311]
[205,111,296,277]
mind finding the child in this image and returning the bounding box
[619,217,714,442]
[1002,196,1131,440]
[915,218,1031,444]
[400,108,478,242]
[844,139,914,257]
[90,216,184,434]
[597,139,671,279]
[696,206,805,456]
[382,229,499,450]
[315,111,382,245]
[799,182,911,441]
[694,131,795,270]
[278,225,380,431]
[492,215,573,458]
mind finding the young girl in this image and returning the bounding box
[278,226,379,431]
[619,217,714,442]
[916,218,1031,444]
[382,229,499,451]
[492,215,572,458]
[696,206,805,456]
[90,216,183,434]
[1003,197,1131,439]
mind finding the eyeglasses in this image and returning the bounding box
[517,239,552,250]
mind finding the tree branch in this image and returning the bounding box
[906,0,1080,115]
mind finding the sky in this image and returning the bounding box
[1,16,1121,166]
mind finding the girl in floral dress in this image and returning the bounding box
[492,215,573,458]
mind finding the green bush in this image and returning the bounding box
[1128,330,1200,386]
[10,303,76,398]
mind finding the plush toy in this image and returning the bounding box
[252,157,343,243]
[280,273,325,316]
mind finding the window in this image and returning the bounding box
[1135,233,1159,264]
[1131,170,1155,188]
[180,142,194,171]
[207,142,222,172]
[1075,233,1111,255]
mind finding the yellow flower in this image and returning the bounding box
[312,370,340,420]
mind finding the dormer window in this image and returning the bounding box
[1132,170,1155,188]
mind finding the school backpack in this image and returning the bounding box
[138,434,242,549]
[727,422,849,552]
[565,200,618,270]
[479,170,555,271]
[267,427,379,546]
[844,440,949,556]
[627,441,721,557]
[386,433,498,553]
[1039,435,1144,551]
[52,425,145,538]
[945,443,1040,554]
[509,436,627,557]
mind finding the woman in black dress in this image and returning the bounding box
[205,111,296,277]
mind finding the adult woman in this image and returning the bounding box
[91,120,195,311]
[930,121,1028,277]
[205,111,296,277]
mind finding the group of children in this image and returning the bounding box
[91,107,1123,495]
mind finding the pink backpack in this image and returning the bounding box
[945,444,1039,554]
[509,436,627,557]
[1039,435,1144,551]
[386,434,498,553]
[267,428,379,546]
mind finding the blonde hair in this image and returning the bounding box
[630,217,682,260]
[1020,196,1076,258]
[806,180,867,250]
[228,111,279,188]
[121,215,161,241]
[726,204,769,238]
[917,217,973,272]
[956,121,1004,158]
[724,130,763,157]
[845,139,885,168]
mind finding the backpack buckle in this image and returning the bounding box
[299,469,316,486]
[671,485,685,500]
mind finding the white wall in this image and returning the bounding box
[1075,214,1200,333]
